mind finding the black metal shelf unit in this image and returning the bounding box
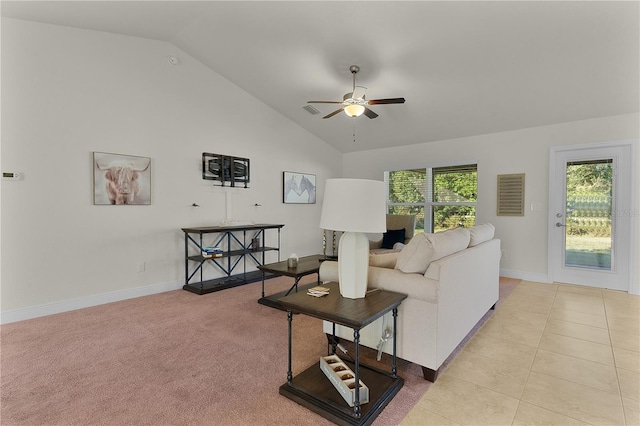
[181,224,284,295]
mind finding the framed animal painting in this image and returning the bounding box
[93,152,151,205]
[283,171,316,204]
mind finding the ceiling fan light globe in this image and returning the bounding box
[344,104,365,118]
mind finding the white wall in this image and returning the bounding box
[2,19,638,323]
[0,18,342,321]
[343,113,640,291]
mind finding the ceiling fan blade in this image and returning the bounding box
[308,100,344,104]
[323,107,345,119]
[363,107,378,119]
[352,86,367,100]
[367,97,406,105]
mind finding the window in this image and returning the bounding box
[385,164,477,234]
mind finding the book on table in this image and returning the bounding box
[307,286,330,297]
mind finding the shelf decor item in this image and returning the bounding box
[201,247,223,258]
[320,355,369,407]
[93,152,151,205]
[287,253,298,268]
[319,178,386,299]
[283,171,316,204]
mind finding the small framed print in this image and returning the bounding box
[283,171,316,204]
[93,152,151,205]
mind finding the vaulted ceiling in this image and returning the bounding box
[2,1,638,153]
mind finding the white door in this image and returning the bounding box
[549,143,632,291]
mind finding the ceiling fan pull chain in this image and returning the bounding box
[353,118,357,143]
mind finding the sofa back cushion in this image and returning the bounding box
[468,223,495,247]
[395,227,471,274]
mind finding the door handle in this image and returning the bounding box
[555,222,567,227]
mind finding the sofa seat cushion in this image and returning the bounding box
[395,227,471,274]
[469,223,495,247]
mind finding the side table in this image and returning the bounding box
[278,282,407,426]
[257,254,324,310]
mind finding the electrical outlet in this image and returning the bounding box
[137,262,145,272]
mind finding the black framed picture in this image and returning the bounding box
[283,171,316,204]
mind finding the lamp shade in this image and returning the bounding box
[320,178,386,233]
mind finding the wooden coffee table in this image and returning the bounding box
[257,254,326,309]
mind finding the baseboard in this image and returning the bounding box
[500,269,550,283]
[0,280,183,324]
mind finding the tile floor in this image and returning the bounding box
[401,280,640,425]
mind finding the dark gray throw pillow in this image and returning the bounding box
[381,228,405,249]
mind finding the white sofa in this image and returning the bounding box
[320,224,500,382]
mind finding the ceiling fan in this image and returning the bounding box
[308,65,405,119]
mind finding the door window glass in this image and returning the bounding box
[565,159,613,270]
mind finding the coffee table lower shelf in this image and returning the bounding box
[279,360,404,426]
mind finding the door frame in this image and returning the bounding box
[547,140,639,294]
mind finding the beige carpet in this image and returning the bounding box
[1,276,515,425]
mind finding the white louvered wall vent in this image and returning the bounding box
[497,173,525,216]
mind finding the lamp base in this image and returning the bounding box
[337,231,369,299]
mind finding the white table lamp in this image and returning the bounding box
[319,178,386,298]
